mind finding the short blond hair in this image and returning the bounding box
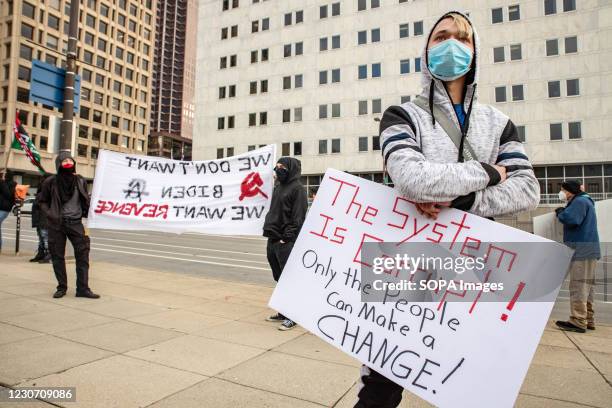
[443,13,473,41]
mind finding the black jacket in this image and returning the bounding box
[38,175,89,227]
[31,189,48,229]
[0,178,16,212]
[263,157,308,243]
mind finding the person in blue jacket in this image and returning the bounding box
[555,180,600,333]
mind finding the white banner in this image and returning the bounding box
[269,169,573,408]
[87,145,276,235]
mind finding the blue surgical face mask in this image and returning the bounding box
[427,39,473,81]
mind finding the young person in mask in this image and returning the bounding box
[359,11,539,407]
[555,180,600,333]
[263,157,308,331]
[38,152,99,299]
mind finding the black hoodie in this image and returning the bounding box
[263,157,308,242]
[38,152,90,226]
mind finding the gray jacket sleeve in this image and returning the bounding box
[381,105,499,203]
[468,120,540,217]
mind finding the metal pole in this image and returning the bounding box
[61,0,80,152]
[14,204,21,255]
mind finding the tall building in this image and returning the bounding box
[194,0,612,203]
[0,0,156,183]
[148,0,197,160]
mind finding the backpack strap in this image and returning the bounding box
[413,96,479,162]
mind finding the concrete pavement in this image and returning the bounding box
[0,254,611,408]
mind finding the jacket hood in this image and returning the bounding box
[420,10,480,111]
[277,157,301,184]
[55,151,76,172]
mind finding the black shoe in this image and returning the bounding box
[555,320,586,333]
[29,253,43,262]
[38,254,52,264]
[265,313,285,322]
[278,319,297,331]
[587,324,596,331]
[75,290,100,299]
[53,290,66,298]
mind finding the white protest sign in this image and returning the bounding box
[88,145,276,235]
[269,169,573,408]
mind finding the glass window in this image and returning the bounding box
[249,82,256,95]
[320,5,328,18]
[262,18,269,30]
[548,81,561,98]
[371,0,380,8]
[96,74,105,86]
[282,109,290,123]
[85,32,94,46]
[512,85,524,101]
[414,21,423,36]
[567,79,579,96]
[358,65,367,79]
[371,28,380,42]
[21,23,34,40]
[320,37,328,51]
[296,10,303,23]
[546,39,559,56]
[415,57,422,72]
[495,86,507,102]
[294,142,302,155]
[359,136,368,152]
[565,36,578,53]
[294,107,302,122]
[22,2,35,18]
[508,4,520,21]
[358,0,367,11]
[261,79,268,92]
[284,44,291,57]
[372,99,382,114]
[493,46,505,63]
[20,44,33,60]
[332,69,340,83]
[283,76,291,90]
[217,117,225,130]
[319,104,327,119]
[399,23,409,38]
[295,42,303,55]
[359,100,368,115]
[358,31,367,45]
[251,50,257,63]
[261,48,268,61]
[563,0,576,12]
[319,71,328,85]
[294,74,303,88]
[331,103,340,118]
[284,13,292,26]
[491,8,503,23]
[549,123,563,140]
[372,63,381,78]
[259,112,267,125]
[400,59,410,74]
[319,139,328,154]
[332,35,340,49]
[331,138,341,153]
[510,44,522,60]
[544,0,557,15]
[48,14,60,30]
[516,125,526,142]
[568,122,581,139]
[332,2,340,16]
[18,65,31,81]
[282,142,290,156]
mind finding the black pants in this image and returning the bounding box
[266,239,294,282]
[354,366,403,408]
[48,221,90,293]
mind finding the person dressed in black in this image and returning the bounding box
[263,157,308,331]
[30,175,51,263]
[38,152,99,299]
[0,169,17,254]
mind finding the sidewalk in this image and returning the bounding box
[0,255,610,408]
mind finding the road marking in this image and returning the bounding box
[2,236,270,270]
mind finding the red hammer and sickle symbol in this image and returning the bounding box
[239,172,269,201]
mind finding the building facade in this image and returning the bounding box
[194,0,612,203]
[0,0,156,183]
[149,0,197,160]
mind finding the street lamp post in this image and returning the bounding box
[60,0,80,152]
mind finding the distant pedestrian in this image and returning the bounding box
[0,169,17,254]
[555,180,600,333]
[38,152,99,299]
[263,157,308,330]
[30,175,51,263]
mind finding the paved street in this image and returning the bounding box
[2,214,612,324]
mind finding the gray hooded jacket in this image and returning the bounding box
[380,11,539,218]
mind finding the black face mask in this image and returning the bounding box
[274,167,289,183]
